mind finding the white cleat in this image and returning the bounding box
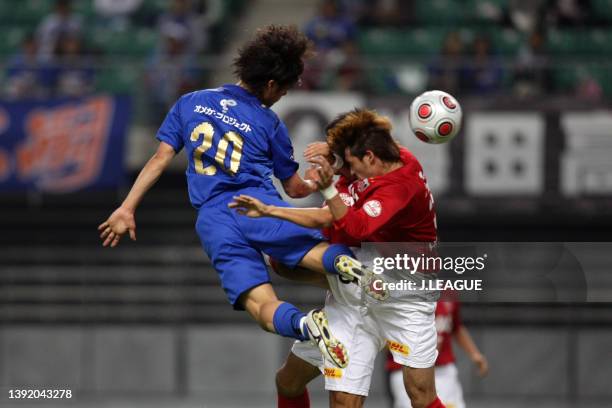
[305,309,348,369]
[334,255,390,301]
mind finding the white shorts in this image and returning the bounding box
[291,275,438,396]
[389,363,465,408]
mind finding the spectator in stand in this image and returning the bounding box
[53,34,95,98]
[192,0,223,51]
[427,32,466,96]
[546,0,592,27]
[315,41,364,91]
[506,0,547,32]
[303,0,361,90]
[575,69,603,101]
[461,35,504,95]
[305,0,356,51]
[358,0,415,27]
[3,34,55,100]
[157,0,219,55]
[146,22,199,122]
[513,31,551,98]
[36,0,83,62]
[94,0,144,31]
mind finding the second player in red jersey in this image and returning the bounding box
[325,147,437,243]
[387,300,489,408]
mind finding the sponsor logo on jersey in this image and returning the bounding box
[339,192,355,207]
[323,367,343,379]
[363,200,382,217]
[387,340,410,356]
[220,98,237,113]
[348,178,370,198]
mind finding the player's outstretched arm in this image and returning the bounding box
[454,325,489,377]
[229,195,333,228]
[98,141,176,247]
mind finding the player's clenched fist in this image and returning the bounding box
[98,207,137,247]
[308,155,334,190]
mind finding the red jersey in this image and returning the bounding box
[386,301,462,371]
[326,147,437,243]
[434,300,462,365]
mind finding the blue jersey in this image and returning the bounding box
[156,84,299,208]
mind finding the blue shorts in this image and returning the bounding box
[196,188,324,309]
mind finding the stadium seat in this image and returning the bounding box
[547,29,585,55]
[584,30,612,55]
[554,63,612,97]
[416,0,468,24]
[489,28,524,55]
[96,65,141,93]
[358,29,447,56]
[364,66,400,94]
[0,27,27,56]
[88,27,158,56]
[5,0,51,25]
[592,0,612,22]
[548,29,612,56]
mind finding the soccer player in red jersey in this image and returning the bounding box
[387,300,488,408]
[231,109,445,408]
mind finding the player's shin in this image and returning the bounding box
[272,302,309,341]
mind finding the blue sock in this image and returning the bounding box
[272,302,309,341]
[322,244,355,275]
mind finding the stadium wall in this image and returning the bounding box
[2,325,612,402]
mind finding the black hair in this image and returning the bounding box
[233,25,312,98]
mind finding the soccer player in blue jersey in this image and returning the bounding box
[98,25,366,368]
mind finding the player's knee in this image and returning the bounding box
[275,366,306,397]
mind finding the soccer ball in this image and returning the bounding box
[409,90,462,144]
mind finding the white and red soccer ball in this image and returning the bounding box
[409,90,462,144]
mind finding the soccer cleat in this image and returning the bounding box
[334,255,390,301]
[305,309,348,369]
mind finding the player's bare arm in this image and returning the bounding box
[281,172,318,198]
[454,325,489,377]
[98,141,176,247]
[229,194,333,228]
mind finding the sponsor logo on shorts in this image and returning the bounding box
[323,367,343,379]
[387,340,410,356]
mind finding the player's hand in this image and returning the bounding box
[309,155,334,189]
[304,165,321,184]
[472,352,489,377]
[303,142,332,162]
[229,195,270,218]
[98,206,137,247]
